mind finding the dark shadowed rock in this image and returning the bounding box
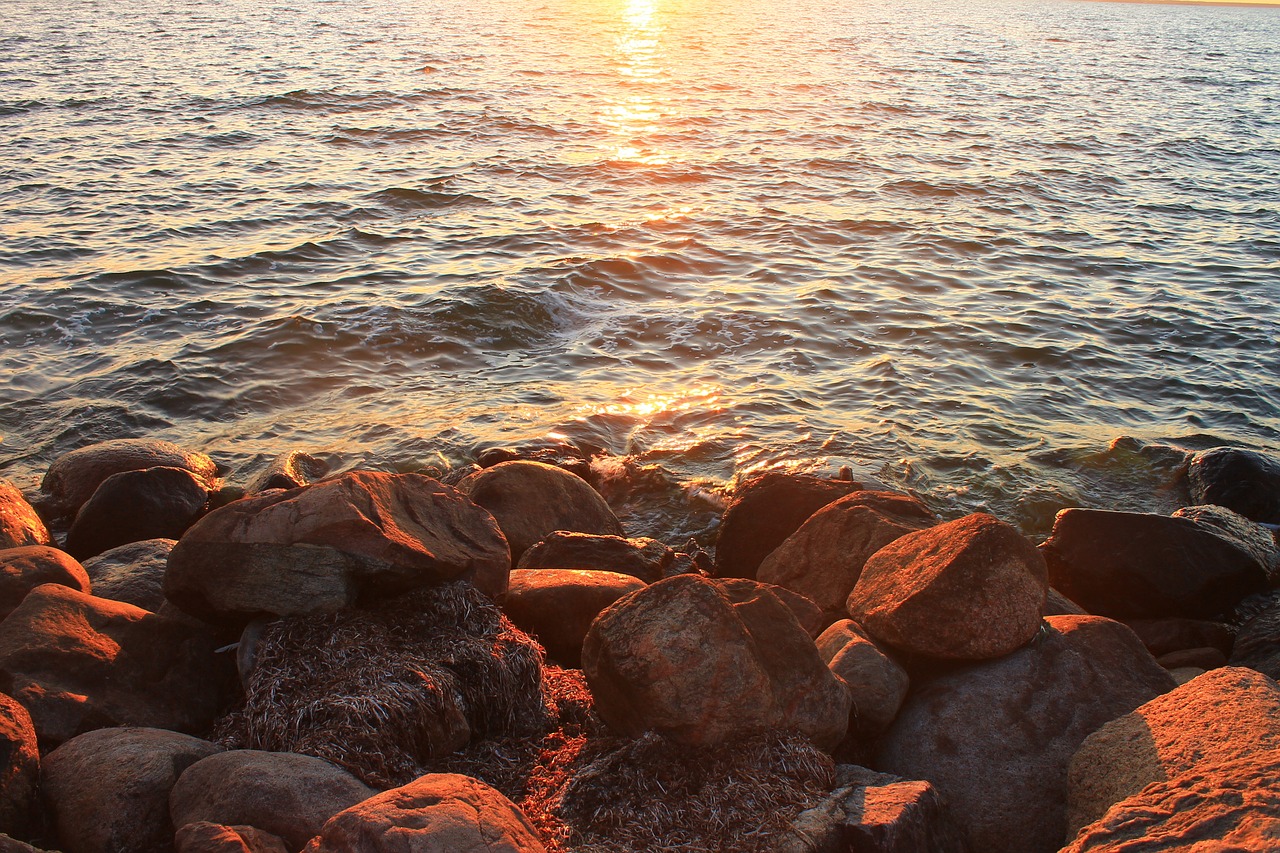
[1123,617,1234,658]
[0,694,38,839]
[847,513,1047,661]
[165,471,510,623]
[1040,508,1270,619]
[303,773,546,853]
[0,546,90,620]
[41,440,220,521]
[1044,588,1088,616]
[175,823,289,853]
[1187,446,1280,524]
[583,574,850,750]
[712,473,864,579]
[758,491,936,624]
[727,579,826,639]
[1231,598,1280,679]
[0,835,47,852]
[43,727,221,853]
[1171,503,1280,583]
[169,751,374,853]
[66,467,210,561]
[502,569,644,667]
[457,460,622,562]
[0,584,231,747]
[517,531,673,583]
[816,619,909,740]
[81,539,174,611]
[1156,646,1226,670]
[1066,666,1280,838]
[876,615,1174,853]
[0,481,51,551]
[244,452,329,495]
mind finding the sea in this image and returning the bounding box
[2,0,1278,544]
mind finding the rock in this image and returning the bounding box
[582,574,850,750]
[1040,508,1271,619]
[1061,749,1280,852]
[0,546,90,620]
[244,452,329,495]
[1172,503,1280,583]
[781,766,969,853]
[65,467,210,561]
[816,620,909,739]
[0,694,38,838]
[0,836,46,852]
[712,472,863,579]
[476,443,594,485]
[735,580,826,639]
[847,513,1047,661]
[517,531,673,583]
[0,584,230,747]
[1187,446,1280,524]
[1157,646,1226,670]
[457,461,622,562]
[875,614,1174,853]
[0,481,51,550]
[175,823,289,853]
[758,491,936,624]
[81,539,174,611]
[42,727,221,853]
[1123,617,1234,658]
[169,751,375,853]
[1066,666,1280,838]
[501,569,644,667]
[41,439,220,520]
[165,471,510,623]
[303,773,546,853]
[1231,598,1280,679]
[1044,588,1088,616]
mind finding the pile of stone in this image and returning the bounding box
[1,437,1278,852]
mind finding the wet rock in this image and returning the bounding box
[1061,749,1280,853]
[165,471,510,623]
[1187,446,1280,524]
[0,546,90,620]
[66,467,209,561]
[1172,503,1280,583]
[517,531,673,583]
[81,539,174,611]
[457,460,622,562]
[0,481,51,551]
[712,472,863,580]
[42,727,221,853]
[41,439,220,521]
[816,619,909,740]
[0,694,38,839]
[758,491,936,624]
[847,513,1047,661]
[175,823,289,853]
[1231,598,1280,679]
[169,751,374,853]
[876,615,1174,853]
[1066,666,1280,838]
[0,584,230,747]
[1123,617,1234,658]
[502,569,644,667]
[476,443,594,485]
[244,452,329,495]
[1040,508,1270,619]
[583,574,850,750]
[303,773,546,853]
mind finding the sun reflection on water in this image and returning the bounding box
[604,0,672,165]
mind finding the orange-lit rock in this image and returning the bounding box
[816,619,908,740]
[502,568,644,667]
[720,578,826,639]
[41,439,220,520]
[176,823,289,853]
[0,694,38,839]
[66,466,209,561]
[518,530,673,583]
[0,546,90,620]
[243,451,329,495]
[0,481,51,551]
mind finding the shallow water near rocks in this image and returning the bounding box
[2,0,1278,542]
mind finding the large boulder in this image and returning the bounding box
[303,773,546,853]
[175,823,289,853]
[0,546,90,620]
[457,460,622,562]
[81,539,174,611]
[582,574,850,750]
[875,615,1174,853]
[517,531,673,583]
[758,491,936,624]
[42,727,221,853]
[0,694,38,839]
[165,471,510,623]
[0,584,230,747]
[169,751,374,853]
[1231,597,1280,679]
[1187,446,1280,524]
[1171,504,1280,584]
[65,467,209,561]
[501,569,644,667]
[816,619,909,740]
[0,481,51,551]
[847,513,1047,661]
[712,472,863,579]
[1066,666,1280,837]
[1040,508,1271,619]
[41,439,220,520]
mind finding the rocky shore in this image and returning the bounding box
[1,437,1279,852]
